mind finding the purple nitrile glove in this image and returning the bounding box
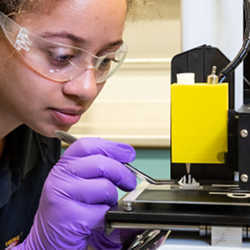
[12,137,137,250]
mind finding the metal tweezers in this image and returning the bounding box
[55,130,175,185]
[128,229,169,249]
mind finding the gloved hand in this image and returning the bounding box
[13,137,137,250]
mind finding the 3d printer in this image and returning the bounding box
[106,0,250,247]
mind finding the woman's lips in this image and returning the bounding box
[50,108,82,125]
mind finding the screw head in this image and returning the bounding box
[240,129,248,138]
[123,202,133,211]
[241,174,249,183]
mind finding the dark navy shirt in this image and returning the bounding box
[0,125,61,249]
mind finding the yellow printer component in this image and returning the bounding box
[171,83,228,164]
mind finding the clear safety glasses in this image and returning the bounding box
[0,11,127,83]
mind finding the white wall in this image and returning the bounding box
[69,0,244,147]
[69,0,181,147]
[181,0,243,109]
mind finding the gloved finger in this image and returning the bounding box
[58,154,137,191]
[78,203,110,231]
[88,229,123,249]
[57,176,119,206]
[63,137,136,163]
[49,201,111,232]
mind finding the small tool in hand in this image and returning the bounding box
[55,130,175,186]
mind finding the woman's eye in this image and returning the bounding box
[54,54,73,66]
[100,58,111,68]
[99,57,118,71]
[47,47,77,67]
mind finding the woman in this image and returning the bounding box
[0,0,137,249]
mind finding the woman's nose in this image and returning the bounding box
[62,69,98,101]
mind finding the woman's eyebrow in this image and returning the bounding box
[40,31,123,50]
[102,40,123,50]
[41,31,87,44]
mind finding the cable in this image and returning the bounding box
[219,39,250,82]
[219,0,250,83]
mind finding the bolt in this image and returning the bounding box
[240,129,248,138]
[123,202,133,211]
[241,174,249,183]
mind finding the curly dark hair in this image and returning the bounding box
[0,0,18,14]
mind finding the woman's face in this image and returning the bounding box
[0,0,127,137]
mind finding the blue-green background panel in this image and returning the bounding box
[118,148,170,198]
